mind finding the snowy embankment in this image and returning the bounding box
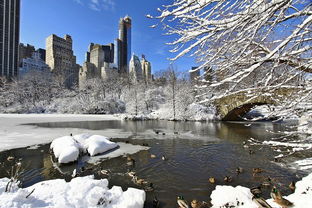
[0,173,311,208]
[0,175,145,208]
[51,134,119,163]
[122,103,218,121]
[211,172,312,208]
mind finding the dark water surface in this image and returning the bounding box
[0,120,306,207]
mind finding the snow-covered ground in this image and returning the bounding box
[0,175,145,208]
[0,114,133,152]
[1,171,311,208]
[122,103,218,121]
[210,172,312,208]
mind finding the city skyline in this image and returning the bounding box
[20,0,196,74]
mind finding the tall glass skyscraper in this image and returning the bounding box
[117,16,131,74]
[0,0,20,78]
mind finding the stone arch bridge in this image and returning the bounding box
[213,87,301,121]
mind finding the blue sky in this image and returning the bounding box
[20,0,196,73]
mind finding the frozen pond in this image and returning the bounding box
[0,119,311,207]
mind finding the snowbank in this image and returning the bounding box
[211,172,312,208]
[0,176,145,208]
[124,103,218,121]
[51,134,119,163]
[211,185,256,207]
[187,103,217,121]
[84,135,118,156]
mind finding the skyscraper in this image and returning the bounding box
[79,42,116,88]
[117,16,131,74]
[46,34,79,87]
[0,0,20,78]
[19,43,35,66]
[129,54,142,83]
[141,55,152,83]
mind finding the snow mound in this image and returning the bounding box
[51,134,119,163]
[85,135,118,156]
[50,136,80,163]
[0,176,145,208]
[211,173,312,208]
[211,185,257,208]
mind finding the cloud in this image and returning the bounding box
[73,0,83,5]
[73,0,115,11]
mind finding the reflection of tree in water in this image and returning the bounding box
[215,122,285,143]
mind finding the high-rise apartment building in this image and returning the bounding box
[37,48,46,62]
[19,43,35,66]
[116,16,131,74]
[129,54,142,83]
[19,51,50,77]
[79,43,116,88]
[0,0,20,78]
[46,34,78,87]
[141,55,152,83]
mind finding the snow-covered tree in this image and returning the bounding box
[158,66,196,120]
[151,0,312,118]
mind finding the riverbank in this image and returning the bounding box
[0,171,311,207]
[0,111,311,152]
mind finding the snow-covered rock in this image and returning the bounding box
[73,134,119,156]
[84,135,118,156]
[51,134,119,163]
[50,136,80,163]
[73,133,92,153]
[0,176,145,208]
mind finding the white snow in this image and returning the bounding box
[298,113,312,134]
[84,142,149,164]
[84,135,118,157]
[0,114,132,152]
[290,158,312,171]
[0,175,145,208]
[50,136,80,163]
[211,185,257,207]
[211,172,312,208]
[263,140,312,149]
[51,134,120,163]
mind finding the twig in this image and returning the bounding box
[26,188,35,198]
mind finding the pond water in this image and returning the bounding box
[0,120,309,207]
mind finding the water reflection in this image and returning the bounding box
[2,120,305,208]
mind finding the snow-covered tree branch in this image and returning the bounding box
[151,0,312,118]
